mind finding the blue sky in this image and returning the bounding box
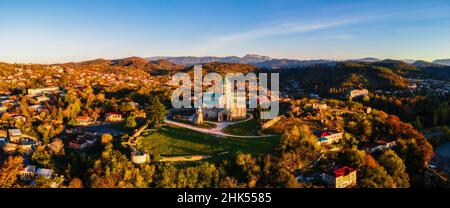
[1,0,450,63]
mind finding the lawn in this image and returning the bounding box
[222,118,260,136]
[136,125,280,157]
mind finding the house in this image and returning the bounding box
[0,106,7,113]
[35,96,50,103]
[0,130,7,138]
[312,103,328,111]
[105,112,123,122]
[8,129,22,143]
[2,142,18,153]
[27,87,59,96]
[35,168,54,179]
[366,139,397,153]
[348,89,369,100]
[76,116,92,126]
[135,111,147,119]
[317,131,343,145]
[20,165,36,181]
[19,144,34,155]
[12,115,27,122]
[68,139,89,151]
[322,166,357,188]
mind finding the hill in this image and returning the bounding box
[412,60,443,68]
[256,59,337,69]
[279,61,412,93]
[147,55,259,66]
[182,62,259,75]
[433,59,450,66]
[349,57,381,63]
[63,57,184,75]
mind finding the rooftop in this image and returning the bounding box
[8,129,22,136]
[327,166,356,177]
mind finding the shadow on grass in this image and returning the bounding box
[137,125,280,157]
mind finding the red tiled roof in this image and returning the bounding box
[320,132,331,137]
[76,116,90,120]
[374,138,392,145]
[328,166,355,177]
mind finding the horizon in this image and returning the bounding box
[1,0,450,63]
[0,54,445,65]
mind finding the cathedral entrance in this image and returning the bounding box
[218,111,232,122]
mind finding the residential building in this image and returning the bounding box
[36,168,54,179]
[105,112,123,122]
[366,139,397,153]
[317,131,343,145]
[322,166,357,188]
[312,103,328,111]
[0,130,7,138]
[68,139,89,151]
[20,165,36,181]
[35,96,50,103]
[2,142,18,153]
[348,89,369,100]
[8,129,22,143]
[27,87,59,96]
[0,106,7,113]
[76,116,92,126]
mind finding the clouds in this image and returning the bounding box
[192,19,354,54]
[190,3,450,55]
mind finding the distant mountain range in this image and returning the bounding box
[147,55,450,69]
[147,54,338,69]
[433,59,450,66]
[148,54,271,66]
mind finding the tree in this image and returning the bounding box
[34,175,65,188]
[396,138,433,186]
[125,113,137,128]
[147,95,168,126]
[362,119,373,138]
[360,165,396,188]
[31,146,53,168]
[100,133,113,145]
[378,150,410,188]
[235,153,261,188]
[49,138,64,155]
[0,156,23,188]
[68,178,84,188]
[89,144,154,188]
[219,177,241,188]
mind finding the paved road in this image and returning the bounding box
[164,117,275,139]
[208,114,254,132]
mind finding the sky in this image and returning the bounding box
[1,0,450,63]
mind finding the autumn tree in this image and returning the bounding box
[378,150,410,188]
[125,112,137,128]
[100,133,114,145]
[68,178,84,188]
[31,146,53,168]
[89,144,155,188]
[0,156,24,188]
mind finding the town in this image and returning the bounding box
[1,56,448,189]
